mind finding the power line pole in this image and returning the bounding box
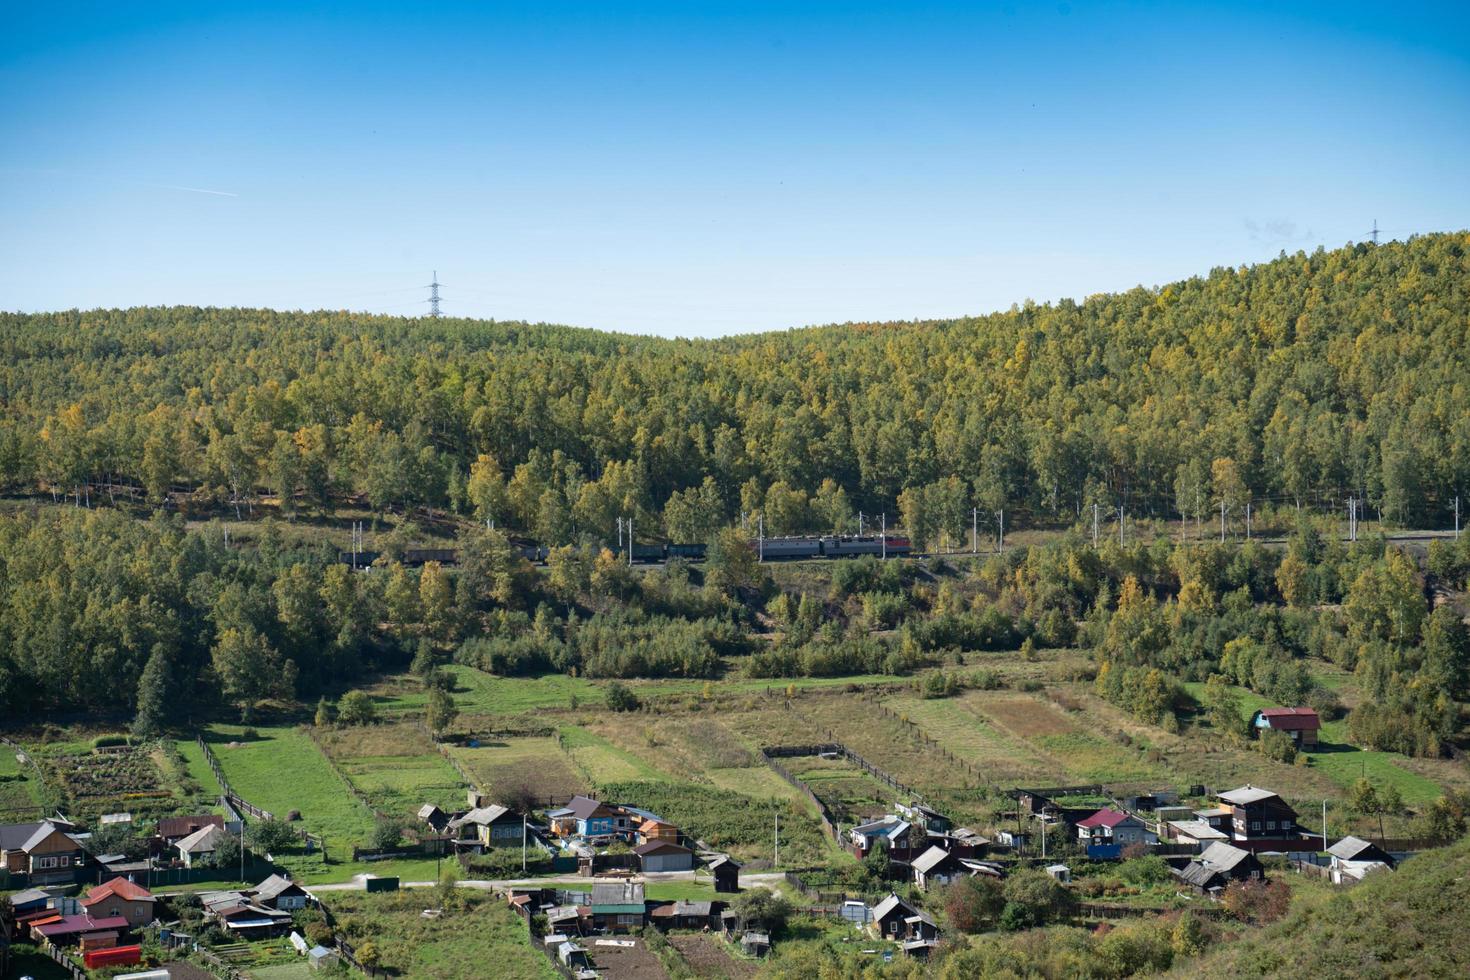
[427,271,443,317]
[880,513,886,560]
[1093,503,1099,548]
[1246,500,1252,541]
[996,509,1004,554]
[627,516,634,567]
[774,810,780,868]
[1119,505,1125,546]
[1220,500,1227,543]
[616,517,624,550]
[1455,496,1461,539]
[758,515,764,563]
[972,508,978,554]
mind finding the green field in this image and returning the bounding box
[189,724,377,876]
[0,745,46,819]
[447,736,588,803]
[317,721,468,819]
[560,724,673,784]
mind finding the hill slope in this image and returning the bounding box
[1185,837,1470,978]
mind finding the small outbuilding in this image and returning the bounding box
[308,945,339,971]
[1251,707,1321,747]
[708,854,741,893]
[635,839,694,872]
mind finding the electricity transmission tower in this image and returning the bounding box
[426,271,443,317]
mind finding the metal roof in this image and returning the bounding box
[1218,785,1279,806]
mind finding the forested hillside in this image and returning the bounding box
[2,233,1468,544]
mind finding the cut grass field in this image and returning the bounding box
[190,724,377,874]
[324,887,558,980]
[560,724,674,784]
[316,721,468,819]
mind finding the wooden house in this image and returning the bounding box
[253,874,309,911]
[174,824,228,868]
[448,804,524,849]
[1174,842,1264,895]
[637,817,679,845]
[155,815,224,843]
[910,845,964,891]
[1215,786,1300,845]
[1251,707,1321,747]
[589,881,646,932]
[1328,836,1397,883]
[0,820,89,884]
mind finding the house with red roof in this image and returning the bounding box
[1075,808,1157,856]
[81,878,157,927]
[1251,707,1320,747]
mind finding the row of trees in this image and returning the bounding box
[3,235,1468,542]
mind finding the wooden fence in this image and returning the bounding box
[195,735,328,859]
[760,751,841,843]
[762,740,923,807]
[40,940,88,980]
[0,734,53,819]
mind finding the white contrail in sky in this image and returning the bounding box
[4,168,238,198]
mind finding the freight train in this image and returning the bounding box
[338,534,911,568]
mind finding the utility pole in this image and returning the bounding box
[1093,503,1099,548]
[972,508,978,554]
[627,516,634,567]
[1455,496,1461,539]
[1119,505,1125,546]
[996,509,1004,554]
[858,512,865,536]
[758,515,765,562]
[774,811,780,868]
[881,514,887,559]
[1220,500,1227,543]
[1246,501,1252,541]
[616,517,624,550]
[1321,800,1328,853]
[522,814,527,874]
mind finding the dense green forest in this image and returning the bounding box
[2,234,1468,545]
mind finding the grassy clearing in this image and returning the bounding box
[324,887,558,980]
[0,746,45,819]
[193,724,377,862]
[884,693,1060,785]
[316,721,467,820]
[447,736,588,802]
[561,724,673,785]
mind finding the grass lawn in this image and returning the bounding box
[644,879,720,901]
[1303,746,1446,805]
[247,964,314,980]
[884,692,1060,785]
[0,744,45,819]
[189,724,377,873]
[324,887,558,979]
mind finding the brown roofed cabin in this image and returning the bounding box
[156,814,225,842]
[1215,785,1299,843]
[1251,707,1320,747]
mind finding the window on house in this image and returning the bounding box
[1250,821,1260,831]
[1266,821,1275,830]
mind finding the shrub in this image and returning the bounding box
[605,681,641,712]
[337,690,378,726]
[92,734,129,749]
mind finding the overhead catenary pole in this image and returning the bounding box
[881,514,887,559]
[522,814,527,873]
[996,509,1004,554]
[1093,502,1099,548]
[1220,500,1227,543]
[627,516,634,567]
[1246,500,1252,541]
[1119,505,1125,546]
[1455,496,1461,539]
[774,810,780,868]
[758,515,764,563]
[972,508,978,554]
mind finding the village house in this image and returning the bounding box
[869,894,941,954]
[895,801,953,834]
[416,804,451,835]
[1175,841,1264,895]
[648,900,722,930]
[198,889,293,937]
[552,796,635,841]
[1161,818,1229,848]
[448,804,525,849]
[708,854,741,893]
[155,814,224,843]
[1075,808,1158,855]
[1216,785,1301,846]
[252,874,310,911]
[1327,836,1397,883]
[174,823,229,868]
[849,815,927,857]
[80,878,156,928]
[635,839,694,873]
[0,819,89,885]
[589,881,646,932]
[910,844,965,891]
[637,817,679,845]
[1251,707,1321,747]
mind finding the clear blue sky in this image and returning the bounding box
[2,1,1467,337]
